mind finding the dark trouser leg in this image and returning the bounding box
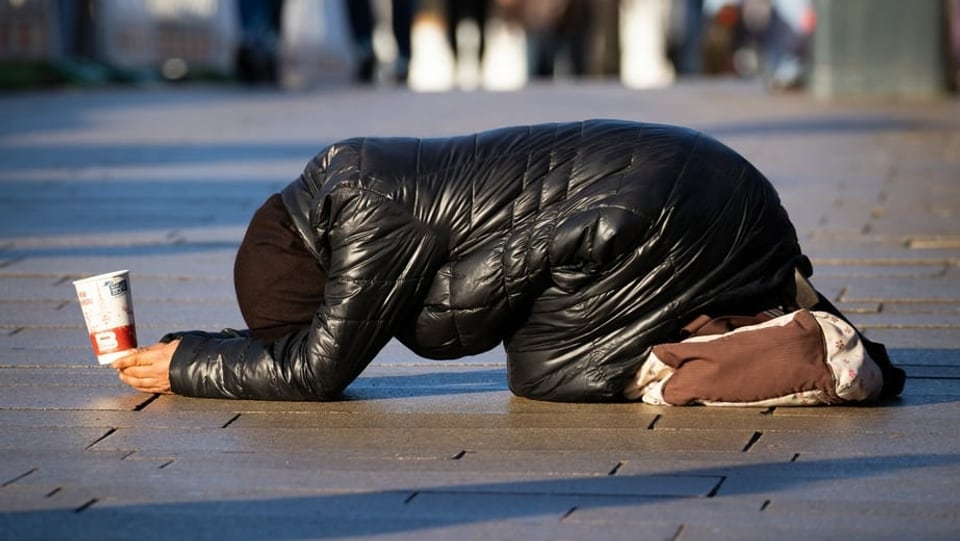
[345,0,376,82]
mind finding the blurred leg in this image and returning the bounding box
[391,0,414,81]
[345,0,376,82]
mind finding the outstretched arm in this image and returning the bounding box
[158,188,442,400]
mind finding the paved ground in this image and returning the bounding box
[0,80,958,540]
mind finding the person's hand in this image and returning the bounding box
[112,340,180,395]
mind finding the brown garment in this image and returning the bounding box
[655,310,839,406]
[234,193,326,340]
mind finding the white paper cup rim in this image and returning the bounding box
[72,269,130,287]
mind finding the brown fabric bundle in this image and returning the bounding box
[656,310,836,405]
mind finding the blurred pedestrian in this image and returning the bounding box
[498,0,591,79]
[669,0,704,75]
[582,0,620,78]
[445,0,491,69]
[763,0,815,91]
[235,0,284,84]
[951,0,960,91]
[345,0,414,84]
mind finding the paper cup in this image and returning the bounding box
[73,270,138,365]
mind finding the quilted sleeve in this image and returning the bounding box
[168,187,443,400]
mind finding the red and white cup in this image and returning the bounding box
[73,270,138,365]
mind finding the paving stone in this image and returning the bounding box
[8,446,720,507]
[2,229,226,252]
[0,367,119,386]
[716,463,960,506]
[652,407,908,433]
[770,395,956,414]
[122,461,720,498]
[887,347,960,367]
[0,300,85,327]
[0,427,113,451]
[880,301,960,315]
[761,498,960,522]
[0,297,244,331]
[901,365,960,378]
[895,377,960,397]
[0,484,102,513]
[0,185,260,237]
[765,401,960,436]
[841,275,960,303]
[804,239,958,265]
[561,493,959,539]
[756,430,960,455]
[562,493,763,525]
[122,447,619,475]
[407,491,660,521]
[229,410,659,430]
[0,449,131,488]
[0,276,69,301]
[692,525,953,541]
[0,385,147,410]
[666,516,954,541]
[1,327,102,349]
[92,426,758,454]
[1,451,178,491]
[849,310,960,327]
[0,327,185,350]
[117,447,799,479]
[0,346,94,367]
[811,263,950,278]
[718,453,960,486]
[0,503,683,541]
[1,250,237,278]
[0,410,236,430]
[138,392,527,415]
[832,301,881,314]
[863,327,960,348]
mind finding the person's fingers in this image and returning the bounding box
[113,345,158,368]
[117,364,156,379]
[111,341,172,370]
[133,380,171,394]
[117,370,144,385]
[111,351,140,370]
[118,371,166,393]
[118,372,143,391]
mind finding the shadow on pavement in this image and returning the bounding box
[345,369,509,399]
[0,454,955,539]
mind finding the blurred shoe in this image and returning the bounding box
[766,56,806,92]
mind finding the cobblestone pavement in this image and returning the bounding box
[0,81,958,540]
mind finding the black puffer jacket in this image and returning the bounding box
[169,120,809,402]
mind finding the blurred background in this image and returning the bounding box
[0,0,958,98]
